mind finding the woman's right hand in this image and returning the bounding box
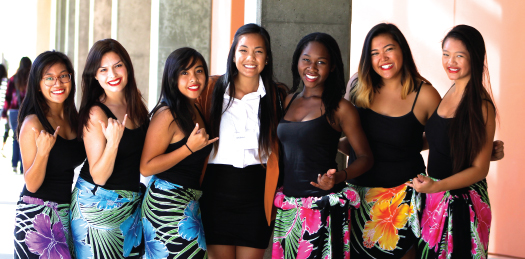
[99,114,127,148]
[32,126,59,156]
[185,123,218,152]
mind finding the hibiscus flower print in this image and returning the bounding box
[143,217,169,259]
[469,190,491,251]
[364,184,407,204]
[25,213,71,259]
[362,192,410,251]
[421,191,449,252]
[178,200,206,250]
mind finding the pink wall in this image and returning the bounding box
[350,0,525,257]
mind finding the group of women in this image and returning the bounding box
[12,21,501,259]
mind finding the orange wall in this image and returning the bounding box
[230,0,245,43]
[350,0,525,257]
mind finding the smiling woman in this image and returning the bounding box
[14,51,85,259]
[70,38,149,259]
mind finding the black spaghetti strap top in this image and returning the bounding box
[278,93,345,197]
[349,84,426,188]
[425,105,453,180]
[156,106,212,190]
[79,102,147,192]
[21,135,86,204]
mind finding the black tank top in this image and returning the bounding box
[278,94,345,197]
[349,85,425,188]
[425,106,453,180]
[79,103,146,191]
[21,135,86,203]
[156,107,212,190]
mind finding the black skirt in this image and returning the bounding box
[200,164,272,249]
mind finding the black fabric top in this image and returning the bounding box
[21,136,86,204]
[156,107,212,190]
[79,102,146,192]
[278,94,344,198]
[425,107,454,180]
[349,86,425,188]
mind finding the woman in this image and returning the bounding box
[0,63,9,151]
[198,23,287,259]
[272,32,373,259]
[3,57,31,173]
[70,39,148,259]
[411,25,496,259]
[140,47,217,259]
[340,23,443,259]
[14,51,85,259]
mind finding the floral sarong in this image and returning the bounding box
[417,179,491,259]
[272,185,360,259]
[14,196,74,259]
[70,177,144,259]
[349,181,420,258]
[141,176,206,259]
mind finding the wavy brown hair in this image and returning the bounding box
[77,39,148,139]
[350,23,429,108]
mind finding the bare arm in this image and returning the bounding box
[412,101,496,193]
[20,115,59,193]
[140,108,218,176]
[83,106,126,186]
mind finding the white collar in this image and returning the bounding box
[224,76,266,100]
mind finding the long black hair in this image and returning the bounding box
[150,47,209,136]
[443,25,496,174]
[350,23,429,108]
[77,39,148,138]
[209,23,286,159]
[290,32,345,124]
[14,57,32,93]
[17,51,78,138]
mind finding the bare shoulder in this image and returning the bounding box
[283,93,296,108]
[84,105,109,131]
[418,83,441,102]
[152,106,175,122]
[21,114,44,132]
[337,98,357,113]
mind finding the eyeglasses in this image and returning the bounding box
[42,74,71,86]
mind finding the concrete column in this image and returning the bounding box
[259,0,351,87]
[36,0,52,54]
[91,0,112,43]
[74,0,91,104]
[65,0,76,63]
[55,0,67,52]
[117,0,151,105]
[148,0,212,108]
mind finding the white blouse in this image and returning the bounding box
[208,76,268,168]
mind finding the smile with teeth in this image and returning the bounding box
[188,85,200,91]
[108,78,121,86]
[381,64,393,70]
[448,67,459,72]
[305,74,319,81]
[52,89,65,94]
[244,64,256,69]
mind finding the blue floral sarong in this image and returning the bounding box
[141,176,206,259]
[70,177,143,259]
[14,196,74,259]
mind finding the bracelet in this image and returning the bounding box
[343,169,348,181]
[185,143,193,154]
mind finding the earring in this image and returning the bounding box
[265,61,268,65]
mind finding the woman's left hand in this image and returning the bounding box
[409,174,439,193]
[311,169,337,191]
